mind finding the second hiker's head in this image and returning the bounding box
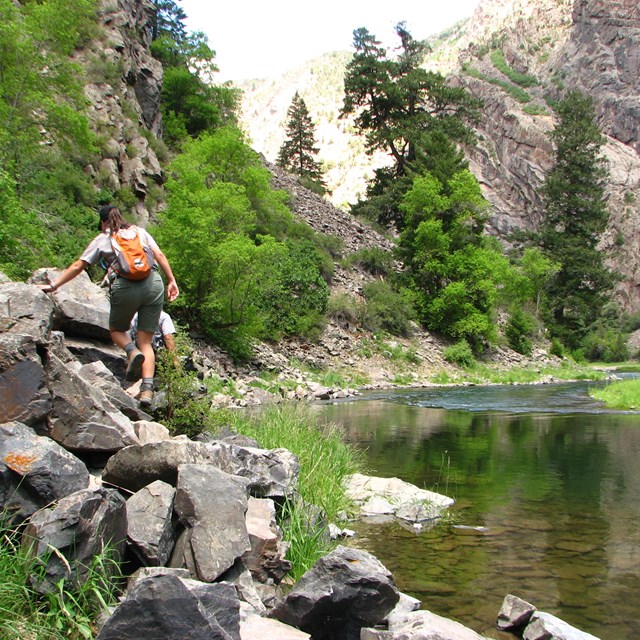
[98,205,127,233]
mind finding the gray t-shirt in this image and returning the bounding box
[80,227,159,267]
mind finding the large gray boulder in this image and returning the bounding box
[103,439,215,492]
[97,574,239,640]
[65,337,127,381]
[497,594,536,632]
[523,611,601,640]
[209,442,300,499]
[361,609,486,639]
[47,352,139,453]
[240,602,310,640]
[0,282,54,342]
[170,464,251,582]
[126,479,176,566]
[0,333,52,429]
[30,268,110,341]
[271,545,400,640]
[22,487,127,593]
[0,421,90,522]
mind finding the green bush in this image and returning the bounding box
[581,328,629,363]
[360,280,416,337]
[549,337,565,358]
[344,246,394,276]
[490,49,539,87]
[505,308,535,356]
[326,292,362,327]
[443,339,476,367]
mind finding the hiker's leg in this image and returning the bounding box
[136,329,156,379]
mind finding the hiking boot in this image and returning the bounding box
[139,388,154,408]
[125,349,145,382]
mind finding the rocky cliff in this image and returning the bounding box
[238,0,640,310]
[78,0,165,225]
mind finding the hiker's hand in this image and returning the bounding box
[166,281,179,302]
[37,283,57,294]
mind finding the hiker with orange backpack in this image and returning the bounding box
[38,205,179,407]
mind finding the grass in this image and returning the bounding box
[490,49,539,87]
[457,361,608,385]
[463,65,532,103]
[0,522,121,639]
[590,377,640,410]
[216,403,363,580]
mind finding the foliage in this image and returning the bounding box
[153,128,329,359]
[581,327,628,363]
[505,308,535,356]
[490,49,538,87]
[399,169,512,347]
[341,23,481,228]
[443,339,475,368]
[462,64,532,103]
[343,246,394,276]
[360,280,416,337]
[0,521,121,639]
[150,0,186,43]
[590,377,640,410]
[220,404,363,579]
[277,91,326,192]
[0,0,100,275]
[538,90,617,348]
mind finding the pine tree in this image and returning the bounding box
[277,92,326,192]
[539,90,616,348]
[151,0,187,43]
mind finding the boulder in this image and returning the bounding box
[240,602,310,640]
[133,419,172,444]
[126,479,176,566]
[79,360,151,421]
[46,352,139,453]
[97,573,239,640]
[241,496,292,584]
[103,439,214,492]
[523,611,601,640]
[208,441,300,499]
[65,337,126,381]
[0,333,52,429]
[30,268,110,341]
[22,487,127,593]
[0,282,53,342]
[362,609,486,639]
[344,473,454,522]
[170,464,251,582]
[0,421,90,522]
[497,594,536,631]
[271,545,400,640]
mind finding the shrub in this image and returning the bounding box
[581,328,629,363]
[326,292,362,327]
[549,337,565,358]
[360,281,416,337]
[443,339,475,367]
[344,247,394,276]
[505,308,535,356]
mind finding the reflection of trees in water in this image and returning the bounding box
[317,393,640,639]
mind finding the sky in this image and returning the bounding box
[179,0,482,82]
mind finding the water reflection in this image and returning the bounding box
[315,385,640,640]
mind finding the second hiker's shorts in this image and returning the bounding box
[109,270,164,333]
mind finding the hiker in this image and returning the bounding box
[38,205,179,407]
[129,309,179,368]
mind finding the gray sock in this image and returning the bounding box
[141,378,154,391]
[124,342,137,356]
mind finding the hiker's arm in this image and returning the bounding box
[163,333,180,368]
[38,260,88,293]
[152,246,179,302]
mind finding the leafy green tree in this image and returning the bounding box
[539,91,616,348]
[341,23,481,228]
[277,92,326,192]
[150,0,187,43]
[153,128,329,358]
[399,170,511,348]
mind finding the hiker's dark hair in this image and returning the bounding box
[99,205,131,234]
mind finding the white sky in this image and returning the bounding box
[179,0,482,82]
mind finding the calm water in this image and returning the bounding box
[315,381,640,640]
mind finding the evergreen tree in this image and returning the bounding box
[341,23,481,228]
[539,90,616,348]
[151,0,187,43]
[277,92,326,192]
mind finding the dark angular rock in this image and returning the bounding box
[170,463,251,582]
[96,573,239,640]
[103,440,214,492]
[271,545,400,640]
[0,421,90,522]
[0,334,52,428]
[497,593,536,631]
[22,487,127,593]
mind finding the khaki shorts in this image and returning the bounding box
[109,270,164,333]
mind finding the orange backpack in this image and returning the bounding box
[109,226,154,280]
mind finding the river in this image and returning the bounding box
[314,380,640,640]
